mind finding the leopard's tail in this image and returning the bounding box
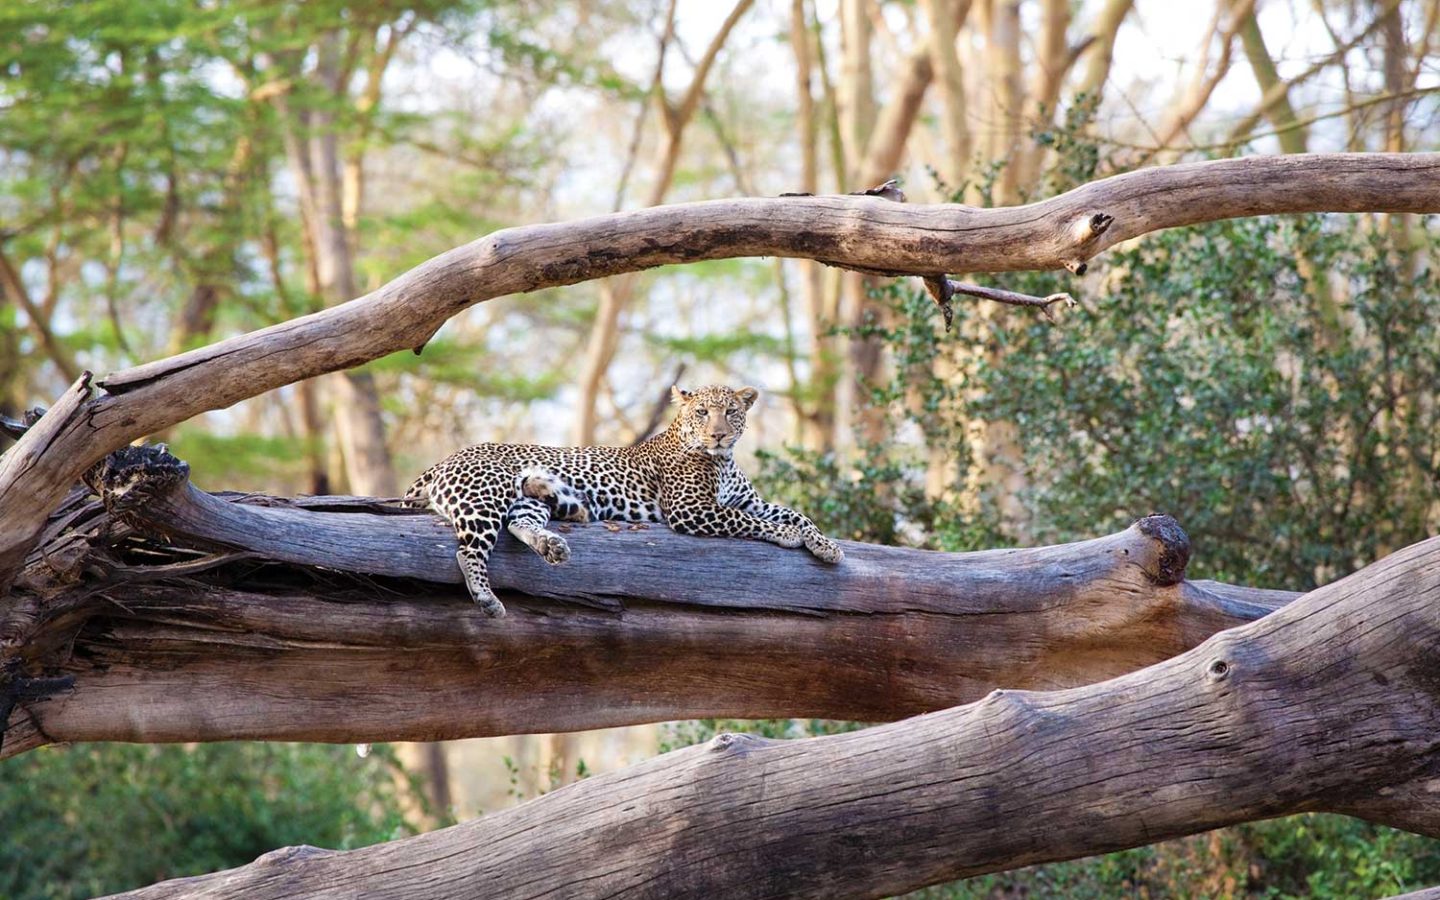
[401,465,438,508]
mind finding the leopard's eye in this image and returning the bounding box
[695,408,708,418]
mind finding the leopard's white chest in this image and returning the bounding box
[715,463,746,507]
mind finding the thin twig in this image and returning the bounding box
[923,276,1076,330]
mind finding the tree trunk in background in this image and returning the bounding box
[790,0,835,450]
[1016,0,1073,186]
[1233,0,1308,154]
[839,46,934,451]
[980,0,1023,204]
[966,0,1028,537]
[572,0,754,445]
[1076,0,1135,100]
[921,0,971,190]
[305,32,400,498]
[831,0,877,453]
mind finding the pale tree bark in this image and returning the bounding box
[830,0,879,451]
[839,0,877,180]
[270,28,402,498]
[839,46,937,449]
[965,0,1027,535]
[111,526,1440,899]
[978,0,1022,202]
[571,0,754,445]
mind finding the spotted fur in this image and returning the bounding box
[405,385,843,617]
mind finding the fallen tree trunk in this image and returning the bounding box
[2,153,1437,586]
[114,531,1440,900]
[0,446,1294,759]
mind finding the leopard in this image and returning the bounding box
[404,384,844,617]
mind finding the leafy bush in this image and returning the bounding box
[751,178,1440,893]
[0,742,417,900]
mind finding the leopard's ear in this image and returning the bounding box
[735,386,760,409]
[670,385,691,405]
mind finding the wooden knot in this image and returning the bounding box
[709,732,772,756]
[1135,514,1191,586]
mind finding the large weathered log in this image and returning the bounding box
[0,447,1295,759]
[113,531,1440,900]
[1,153,1437,584]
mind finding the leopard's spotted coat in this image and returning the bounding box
[405,385,843,617]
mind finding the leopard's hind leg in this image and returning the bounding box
[429,477,510,618]
[505,495,571,564]
[518,467,590,522]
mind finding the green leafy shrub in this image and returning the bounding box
[0,742,416,900]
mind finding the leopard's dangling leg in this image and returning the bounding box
[453,517,506,617]
[505,495,571,564]
[429,480,511,618]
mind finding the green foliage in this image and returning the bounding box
[365,338,564,401]
[0,742,416,900]
[164,428,315,491]
[969,215,1440,589]
[647,329,789,366]
[658,718,864,754]
[755,124,1440,893]
[902,817,1440,899]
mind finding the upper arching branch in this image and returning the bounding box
[0,152,1437,587]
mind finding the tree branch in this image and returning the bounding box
[114,530,1440,898]
[0,444,1296,759]
[1,153,1437,588]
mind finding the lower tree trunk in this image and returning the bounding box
[112,530,1440,898]
[0,446,1291,759]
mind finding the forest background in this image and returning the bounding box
[1,0,1438,896]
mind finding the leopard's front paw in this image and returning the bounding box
[770,524,805,548]
[536,531,571,565]
[804,530,844,564]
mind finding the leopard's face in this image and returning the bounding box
[670,384,759,456]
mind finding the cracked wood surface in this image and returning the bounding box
[112,530,1440,899]
[1,153,1437,585]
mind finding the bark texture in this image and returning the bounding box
[112,529,1440,899]
[0,445,1295,760]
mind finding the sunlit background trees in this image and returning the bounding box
[2,0,1438,895]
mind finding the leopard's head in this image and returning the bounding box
[670,384,760,456]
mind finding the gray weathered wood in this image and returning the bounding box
[2,153,1437,584]
[0,451,1296,759]
[110,530,1440,899]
